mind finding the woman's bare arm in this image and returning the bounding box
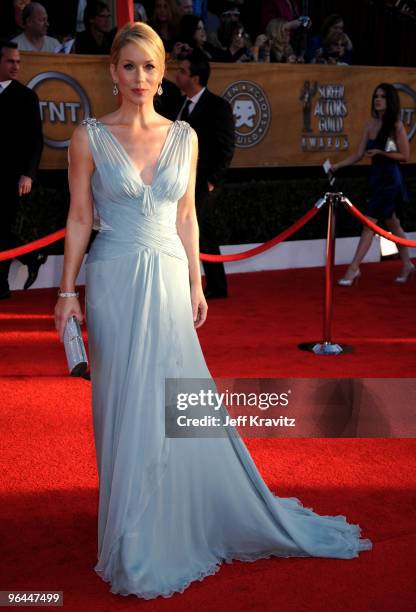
[368,121,410,163]
[176,128,208,328]
[54,125,94,339]
[176,128,201,288]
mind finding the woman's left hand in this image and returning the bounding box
[191,284,208,329]
[366,148,382,157]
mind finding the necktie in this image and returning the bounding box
[180,99,192,121]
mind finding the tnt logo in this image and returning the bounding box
[26,71,91,149]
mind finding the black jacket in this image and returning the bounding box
[154,78,184,121]
[0,79,43,179]
[73,29,115,55]
[178,88,235,193]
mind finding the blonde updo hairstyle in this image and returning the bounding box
[110,21,166,73]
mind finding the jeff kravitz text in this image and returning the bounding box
[176,415,296,428]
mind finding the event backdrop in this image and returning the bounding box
[18,52,416,170]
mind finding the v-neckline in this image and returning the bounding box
[98,120,177,187]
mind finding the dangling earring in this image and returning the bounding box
[157,83,163,96]
[112,83,119,96]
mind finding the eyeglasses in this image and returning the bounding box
[97,13,111,19]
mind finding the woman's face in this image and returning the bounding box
[373,88,387,114]
[155,0,170,22]
[329,39,346,58]
[194,20,207,46]
[232,27,245,49]
[110,42,163,106]
[329,20,344,35]
[91,8,112,34]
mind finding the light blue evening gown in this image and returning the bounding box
[82,117,372,600]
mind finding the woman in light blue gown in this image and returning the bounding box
[54,22,372,601]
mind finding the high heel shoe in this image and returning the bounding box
[337,268,361,286]
[394,264,415,284]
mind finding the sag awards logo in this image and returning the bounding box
[300,81,416,153]
[300,81,348,152]
[222,80,271,148]
[27,72,91,148]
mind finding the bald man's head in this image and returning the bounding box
[22,2,49,37]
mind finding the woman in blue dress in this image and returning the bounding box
[54,22,371,600]
[331,83,413,285]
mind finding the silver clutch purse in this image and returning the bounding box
[63,316,88,376]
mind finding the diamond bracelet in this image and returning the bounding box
[57,290,79,298]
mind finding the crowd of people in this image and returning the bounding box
[1,1,355,66]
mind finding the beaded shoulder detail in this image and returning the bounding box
[81,117,189,133]
[81,117,99,129]
[175,120,191,130]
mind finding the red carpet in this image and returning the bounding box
[1,261,415,611]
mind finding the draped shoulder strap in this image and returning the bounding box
[81,117,128,174]
[159,120,193,178]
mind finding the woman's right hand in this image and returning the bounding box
[172,41,192,59]
[254,34,268,48]
[54,297,84,342]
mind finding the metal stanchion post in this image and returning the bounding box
[299,192,352,356]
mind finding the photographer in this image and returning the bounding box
[170,14,224,60]
[312,31,350,66]
[306,13,353,63]
[266,18,305,63]
[216,20,254,63]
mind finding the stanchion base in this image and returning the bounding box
[298,341,353,355]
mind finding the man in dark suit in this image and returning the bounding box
[175,50,235,299]
[0,41,43,299]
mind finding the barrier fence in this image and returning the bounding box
[2,198,415,264]
[1,198,415,356]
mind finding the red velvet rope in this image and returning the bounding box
[0,204,323,263]
[342,198,416,247]
[0,229,66,262]
[200,204,322,262]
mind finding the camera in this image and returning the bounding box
[298,16,312,28]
